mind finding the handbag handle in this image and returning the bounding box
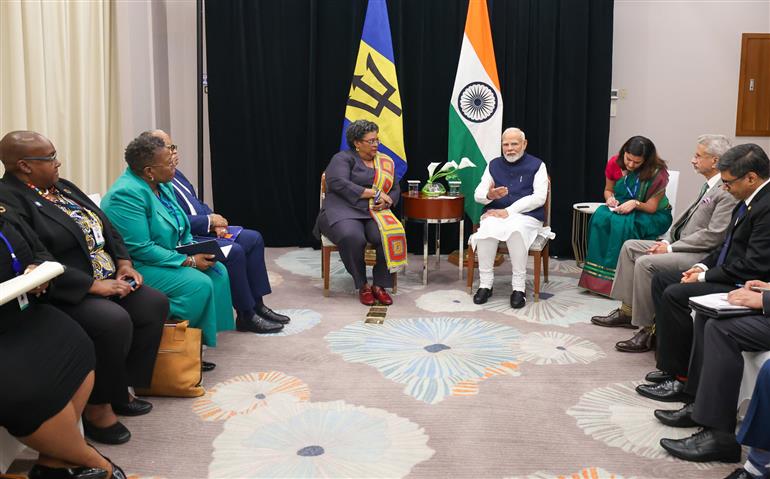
[168,320,189,342]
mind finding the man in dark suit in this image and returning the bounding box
[145,129,288,334]
[654,283,770,463]
[636,143,770,403]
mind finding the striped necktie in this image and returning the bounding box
[671,182,709,242]
[716,201,748,266]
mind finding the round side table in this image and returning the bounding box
[571,202,603,267]
[401,193,465,284]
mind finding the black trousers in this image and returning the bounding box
[685,313,770,432]
[318,215,392,289]
[651,269,734,377]
[55,285,167,405]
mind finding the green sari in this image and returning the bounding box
[578,168,673,296]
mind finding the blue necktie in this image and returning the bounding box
[716,201,748,266]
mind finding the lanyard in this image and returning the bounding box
[28,184,103,234]
[0,230,23,276]
[624,174,640,199]
[157,191,184,245]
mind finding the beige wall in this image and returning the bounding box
[610,0,770,208]
[113,0,212,201]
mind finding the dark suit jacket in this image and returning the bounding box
[702,183,770,284]
[170,170,213,236]
[1,174,130,304]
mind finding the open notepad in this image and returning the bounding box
[688,292,761,319]
[0,261,65,306]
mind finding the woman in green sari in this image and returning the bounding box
[579,136,673,295]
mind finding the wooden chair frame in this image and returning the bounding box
[465,178,551,301]
[319,173,397,296]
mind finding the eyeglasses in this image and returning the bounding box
[722,173,747,188]
[22,152,57,162]
[165,144,177,152]
[360,138,379,146]
[151,156,179,169]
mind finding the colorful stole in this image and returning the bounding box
[370,154,407,272]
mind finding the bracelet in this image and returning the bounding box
[635,200,641,207]
[373,189,381,202]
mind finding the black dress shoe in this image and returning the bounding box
[28,464,108,479]
[636,379,691,402]
[473,287,493,304]
[87,444,127,479]
[660,428,741,463]
[236,314,284,333]
[111,397,152,416]
[615,327,655,352]
[591,308,635,328]
[202,361,216,372]
[723,468,754,479]
[654,403,697,427]
[644,369,673,383]
[510,290,526,309]
[256,304,290,324]
[82,419,131,445]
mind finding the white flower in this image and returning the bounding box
[511,331,606,365]
[439,160,458,172]
[210,400,434,478]
[458,157,476,169]
[426,161,442,178]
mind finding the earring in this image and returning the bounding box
[355,147,360,152]
[149,175,155,182]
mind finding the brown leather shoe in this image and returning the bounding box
[590,308,635,328]
[371,285,393,305]
[616,326,655,352]
[359,284,375,306]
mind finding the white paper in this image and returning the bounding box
[0,261,65,306]
[220,245,232,258]
[689,293,753,311]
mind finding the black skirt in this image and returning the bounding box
[0,303,94,437]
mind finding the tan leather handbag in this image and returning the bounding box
[135,320,205,397]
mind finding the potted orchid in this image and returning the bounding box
[421,157,476,197]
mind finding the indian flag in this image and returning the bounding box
[448,0,503,223]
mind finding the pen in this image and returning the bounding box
[750,286,770,293]
[735,283,744,288]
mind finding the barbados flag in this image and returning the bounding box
[341,0,407,178]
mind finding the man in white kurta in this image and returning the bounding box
[470,128,549,308]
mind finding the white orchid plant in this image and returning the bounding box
[425,157,476,184]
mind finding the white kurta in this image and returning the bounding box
[469,158,552,291]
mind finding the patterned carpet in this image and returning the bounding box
[11,247,742,478]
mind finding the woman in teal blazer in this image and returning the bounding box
[102,134,234,347]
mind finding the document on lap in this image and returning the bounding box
[176,240,227,262]
[688,292,761,319]
[0,261,65,306]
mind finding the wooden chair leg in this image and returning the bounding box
[466,245,476,294]
[543,244,550,283]
[392,272,398,294]
[322,247,331,297]
[533,251,541,302]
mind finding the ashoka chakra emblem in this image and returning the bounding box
[457,81,498,123]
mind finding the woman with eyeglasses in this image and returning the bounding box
[0,188,126,479]
[0,130,167,447]
[101,133,233,361]
[578,135,673,296]
[314,119,406,306]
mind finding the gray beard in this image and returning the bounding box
[504,152,524,163]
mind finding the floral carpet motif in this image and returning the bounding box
[266,309,321,337]
[567,381,716,470]
[414,278,618,327]
[192,371,310,422]
[326,317,522,404]
[209,399,434,478]
[507,466,630,479]
[510,331,606,365]
[274,247,427,295]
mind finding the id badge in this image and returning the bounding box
[92,226,105,246]
[17,292,29,311]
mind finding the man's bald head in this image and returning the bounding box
[0,131,54,172]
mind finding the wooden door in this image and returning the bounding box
[736,33,770,136]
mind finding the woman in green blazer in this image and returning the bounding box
[102,134,234,348]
